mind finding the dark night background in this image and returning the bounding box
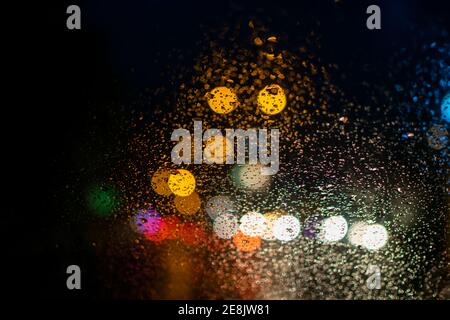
[5,0,449,299]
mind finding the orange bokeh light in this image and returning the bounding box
[232,231,262,252]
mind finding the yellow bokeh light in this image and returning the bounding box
[203,136,233,164]
[168,169,196,196]
[151,169,172,196]
[174,191,201,215]
[206,86,239,114]
[257,84,287,115]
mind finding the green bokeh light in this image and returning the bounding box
[86,184,120,217]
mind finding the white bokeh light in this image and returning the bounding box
[273,215,301,242]
[213,213,239,239]
[361,224,388,251]
[319,215,348,242]
[348,221,368,246]
[234,164,271,190]
[261,211,285,241]
[239,212,267,237]
[206,195,235,220]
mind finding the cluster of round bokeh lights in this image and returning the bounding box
[206,84,287,115]
[75,16,450,299]
[208,195,389,252]
[139,78,393,253]
[139,163,389,253]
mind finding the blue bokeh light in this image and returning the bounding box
[441,93,450,122]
